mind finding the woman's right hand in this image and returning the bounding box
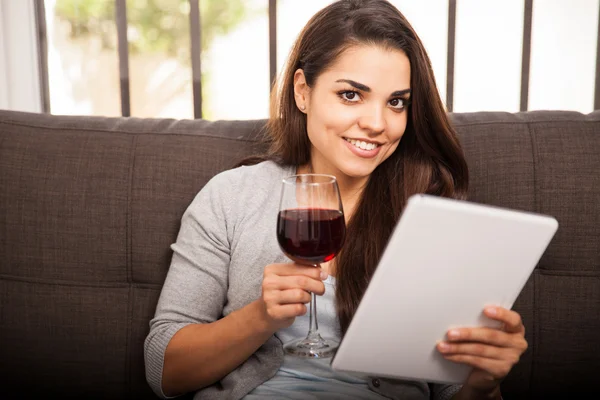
[259,263,328,331]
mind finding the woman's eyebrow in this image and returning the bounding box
[391,89,411,97]
[335,79,411,97]
[336,79,371,92]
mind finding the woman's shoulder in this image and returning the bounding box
[199,160,293,200]
[209,159,292,188]
[237,159,290,176]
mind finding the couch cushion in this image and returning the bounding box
[454,111,600,273]
[130,133,265,285]
[532,272,600,396]
[532,120,600,272]
[0,111,266,399]
[1,109,598,398]
[0,127,131,283]
[0,280,129,398]
[452,110,600,397]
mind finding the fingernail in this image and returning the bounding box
[320,271,328,280]
[438,341,450,351]
[448,329,460,339]
[486,307,497,316]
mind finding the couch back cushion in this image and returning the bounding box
[0,110,598,398]
[454,111,600,398]
[0,111,266,398]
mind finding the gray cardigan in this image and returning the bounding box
[144,161,462,400]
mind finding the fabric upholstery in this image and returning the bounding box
[0,109,598,399]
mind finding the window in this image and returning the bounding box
[33,0,600,118]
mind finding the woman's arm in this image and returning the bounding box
[159,299,274,397]
[157,260,326,397]
[451,385,501,400]
[144,173,241,398]
[144,171,326,398]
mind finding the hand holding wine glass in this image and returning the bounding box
[275,174,346,358]
[260,262,327,331]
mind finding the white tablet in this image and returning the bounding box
[330,194,558,384]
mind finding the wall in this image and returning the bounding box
[0,0,41,112]
[1,0,599,117]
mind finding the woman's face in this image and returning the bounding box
[294,44,411,184]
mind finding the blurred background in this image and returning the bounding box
[1,0,599,120]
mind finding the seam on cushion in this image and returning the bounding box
[5,270,593,287]
[536,270,600,277]
[125,285,133,397]
[127,134,137,284]
[0,120,263,142]
[528,121,537,398]
[2,117,599,139]
[451,119,600,128]
[528,122,539,215]
[0,128,5,155]
[531,270,540,397]
[0,274,163,289]
[528,120,538,397]
[2,118,597,144]
[125,134,137,397]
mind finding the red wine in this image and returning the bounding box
[277,208,346,264]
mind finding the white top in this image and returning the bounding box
[245,275,388,399]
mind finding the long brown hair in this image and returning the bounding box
[244,0,468,335]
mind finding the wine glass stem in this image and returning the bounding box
[306,292,320,340]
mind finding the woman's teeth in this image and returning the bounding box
[345,138,380,151]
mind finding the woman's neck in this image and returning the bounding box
[297,161,367,220]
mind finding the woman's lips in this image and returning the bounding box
[342,137,382,158]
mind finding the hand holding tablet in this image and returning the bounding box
[437,304,528,394]
[331,194,558,385]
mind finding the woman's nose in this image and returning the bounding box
[357,104,386,134]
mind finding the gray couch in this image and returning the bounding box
[0,109,598,399]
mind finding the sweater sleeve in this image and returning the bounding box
[431,383,463,400]
[144,171,236,398]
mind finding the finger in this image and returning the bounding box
[263,275,326,296]
[442,354,513,380]
[484,306,525,334]
[437,341,520,363]
[446,327,516,347]
[265,263,326,281]
[272,289,312,305]
[268,303,307,320]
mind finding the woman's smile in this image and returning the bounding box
[342,136,383,158]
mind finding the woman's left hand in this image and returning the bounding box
[436,306,528,396]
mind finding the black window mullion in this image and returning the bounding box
[269,0,277,89]
[34,0,50,113]
[190,0,202,119]
[594,1,600,110]
[446,0,456,112]
[520,0,533,112]
[115,0,131,117]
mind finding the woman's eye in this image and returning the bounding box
[389,98,406,109]
[341,91,360,102]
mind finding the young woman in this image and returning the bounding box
[144,1,528,399]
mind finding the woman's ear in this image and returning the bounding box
[293,69,309,113]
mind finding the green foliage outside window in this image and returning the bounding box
[54,0,248,64]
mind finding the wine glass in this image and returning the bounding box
[277,174,346,358]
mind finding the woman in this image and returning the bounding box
[144,1,528,399]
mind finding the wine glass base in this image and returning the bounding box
[283,336,339,359]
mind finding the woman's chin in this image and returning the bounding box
[337,164,376,181]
